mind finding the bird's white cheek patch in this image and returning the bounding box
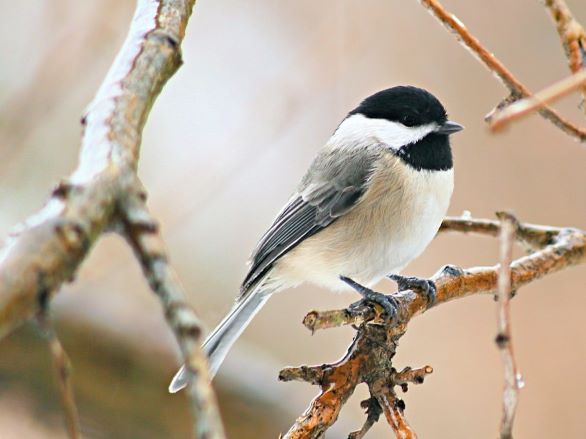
[332,114,437,150]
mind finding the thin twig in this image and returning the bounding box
[417,0,586,141]
[391,366,434,389]
[496,212,522,439]
[36,310,81,439]
[490,69,586,130]
[544,0,586,113]
[348,397,383,439]
[279,365,327,386]
[439,214,562,249]
[375,386,417,439]
[120,184,225,439]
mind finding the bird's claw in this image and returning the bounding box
[340,275,399,322]
[388,274,437,308]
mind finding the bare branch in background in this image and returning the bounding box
[36,308,81,439]
[495,212,522,439]
[489,69,586,130]
[418,0,586,141]
[544,0,586,113]
[0,0,226,437]
[282,215,586,438]
[120,184,223,437]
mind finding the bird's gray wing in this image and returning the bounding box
[240,146,381,294]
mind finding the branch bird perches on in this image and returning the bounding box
[280,216,586,438]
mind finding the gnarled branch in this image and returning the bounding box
[281,215,586,438]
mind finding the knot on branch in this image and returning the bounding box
[51,180,81,200]
[150,29,180,50]
[166,300,204,341]
[54,220,90,257]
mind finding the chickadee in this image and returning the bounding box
[170,86,463,392]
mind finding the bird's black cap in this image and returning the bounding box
[349,86,448,127]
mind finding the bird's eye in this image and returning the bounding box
[401,115,417,127]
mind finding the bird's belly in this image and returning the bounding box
[275,167,454,291]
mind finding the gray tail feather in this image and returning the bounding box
[168,286,272,393]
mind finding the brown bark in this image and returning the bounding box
[282,216,586,438]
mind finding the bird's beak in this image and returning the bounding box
[436,120,464,135]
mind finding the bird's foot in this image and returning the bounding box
[388,274,437,309]
[340,275,400,322]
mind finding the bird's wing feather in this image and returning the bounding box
[240,146,382,295]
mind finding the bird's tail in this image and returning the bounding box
[168,281,273,393]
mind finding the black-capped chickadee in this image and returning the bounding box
[170,86,463,392]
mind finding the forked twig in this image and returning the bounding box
[418,0,586,141]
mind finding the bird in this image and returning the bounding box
[169,85,463,393]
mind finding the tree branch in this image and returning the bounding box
[0,1,225,437]
[417,0,586,142]
[544,0,586,113]
[281,216,586,438]
[36,309,81,439]
[496,213,521,439]
[375,386,417,439]
[489,69,586,131]
[348,397,384,439]
[119,183,224,438]
[0,0,189,337]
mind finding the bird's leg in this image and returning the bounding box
[340,276,400,322]
[388,274,436,308]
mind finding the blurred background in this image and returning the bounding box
[1,0,585,437]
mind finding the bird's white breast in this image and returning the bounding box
[274,153,454,291]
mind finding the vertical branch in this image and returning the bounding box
[375,386,417,439]
[348,397,383,439]
[544,0,586,112]
[120,185,225,439]
[36,309,81,439]
[495,212,522,439]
